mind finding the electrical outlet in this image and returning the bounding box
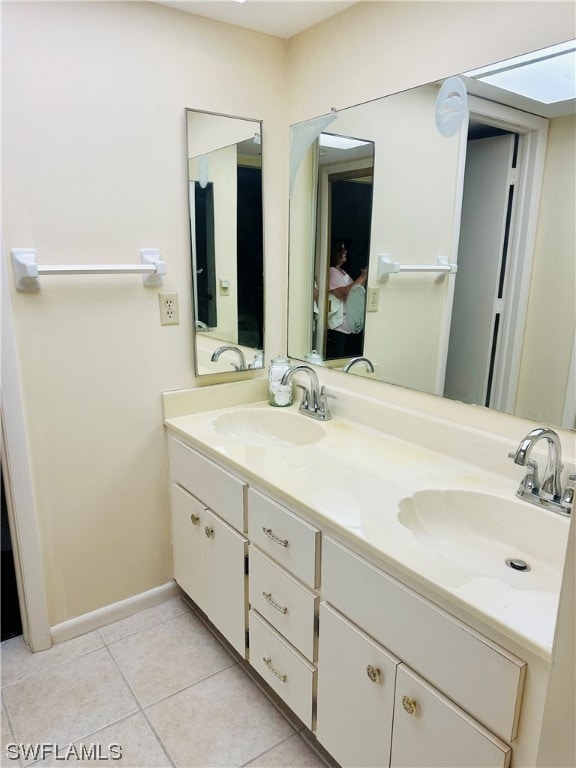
[159,293,179,325]
[367,287,379,312]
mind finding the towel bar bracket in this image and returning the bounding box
[11,248,166,291]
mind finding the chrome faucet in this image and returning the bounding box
[210,345,247,371]
[281,364,334,421]
[509,427,573,516]
[343,356,375,374]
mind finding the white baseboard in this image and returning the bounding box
[50,581,183,645]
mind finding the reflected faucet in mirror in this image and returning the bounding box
[211,345,247,371]
[509,427,574,516]
[343,356,375,374]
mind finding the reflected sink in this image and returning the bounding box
[213,408,326,448]
[398,489,569,587]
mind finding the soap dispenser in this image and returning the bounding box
[268,356,293,407]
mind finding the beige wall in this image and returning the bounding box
[2,0,574,627]
[515,114,576,425]
[287,1,575,122]
[2,0,286,624]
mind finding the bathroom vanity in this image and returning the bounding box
[163,383,571,768]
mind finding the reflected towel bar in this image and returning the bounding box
[377,254,457,283]
[11,248,166,291]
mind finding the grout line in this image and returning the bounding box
[239,730,298,768]
[0,635,106,691]
[103,645,176,768]
[98,601,193,646]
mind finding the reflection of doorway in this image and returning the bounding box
[440,98,549,414]
[314,163,374,358]
[324,177,373,358]
[444,131,518,407]
[237,166,264,348]
[192,182,217,328]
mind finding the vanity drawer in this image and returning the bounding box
[248,489,320,588]
[322,538,525,743]
[168,435,246,532]
[249,546,318,662]
[249,609,317,730]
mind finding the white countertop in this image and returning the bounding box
[165,400,570,660]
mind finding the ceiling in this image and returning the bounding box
[155,0,358,38]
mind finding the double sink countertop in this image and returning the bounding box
[165,395,571,661]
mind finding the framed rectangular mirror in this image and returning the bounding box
[186,109,265,375]
[288,41,576,429]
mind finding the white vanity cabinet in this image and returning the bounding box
[167,433,248,657]
[163,423,538,768]
[317,537,521,768]
[247,488,321,729]
[316,602,399,767]
[390,666,511,768]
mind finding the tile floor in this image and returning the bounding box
[1,597,335,768]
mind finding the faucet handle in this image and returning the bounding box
[294,383,311,410]
[560,473,576,510]
[509,453,540,495]
[317,386,335,420]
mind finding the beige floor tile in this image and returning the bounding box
[3,648,137,764]
[246,734,328,768]
[0,631,103,688]
[1,706,15,768]
[147,664,295,768]
[108,612,235,707]
[35,713,172,768]
[100,597,191,644]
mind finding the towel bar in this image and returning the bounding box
[11,248,166,291]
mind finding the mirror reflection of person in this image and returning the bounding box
[326,241,367,359]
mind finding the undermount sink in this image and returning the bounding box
[213,408,326,448]
[398,489,569,589]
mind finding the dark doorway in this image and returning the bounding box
[194,182,217,328]
[1,466,23,641]
[327,177,374,358]
[237,166,264,349]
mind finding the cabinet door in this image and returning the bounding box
[205,508,248,658]
[390,666,510,768]
[316,603,399,768]
[171,484,208,613]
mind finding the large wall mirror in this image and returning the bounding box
[288,41,575,429]
[187,109,264,375]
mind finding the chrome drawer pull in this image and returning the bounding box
[402,695,417,715]
[205,526,214,538]
[366,664,381,684]
[262,527,288,547]
[263,591,288,614]
[190,513,199,525]
[263,657,287,682]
